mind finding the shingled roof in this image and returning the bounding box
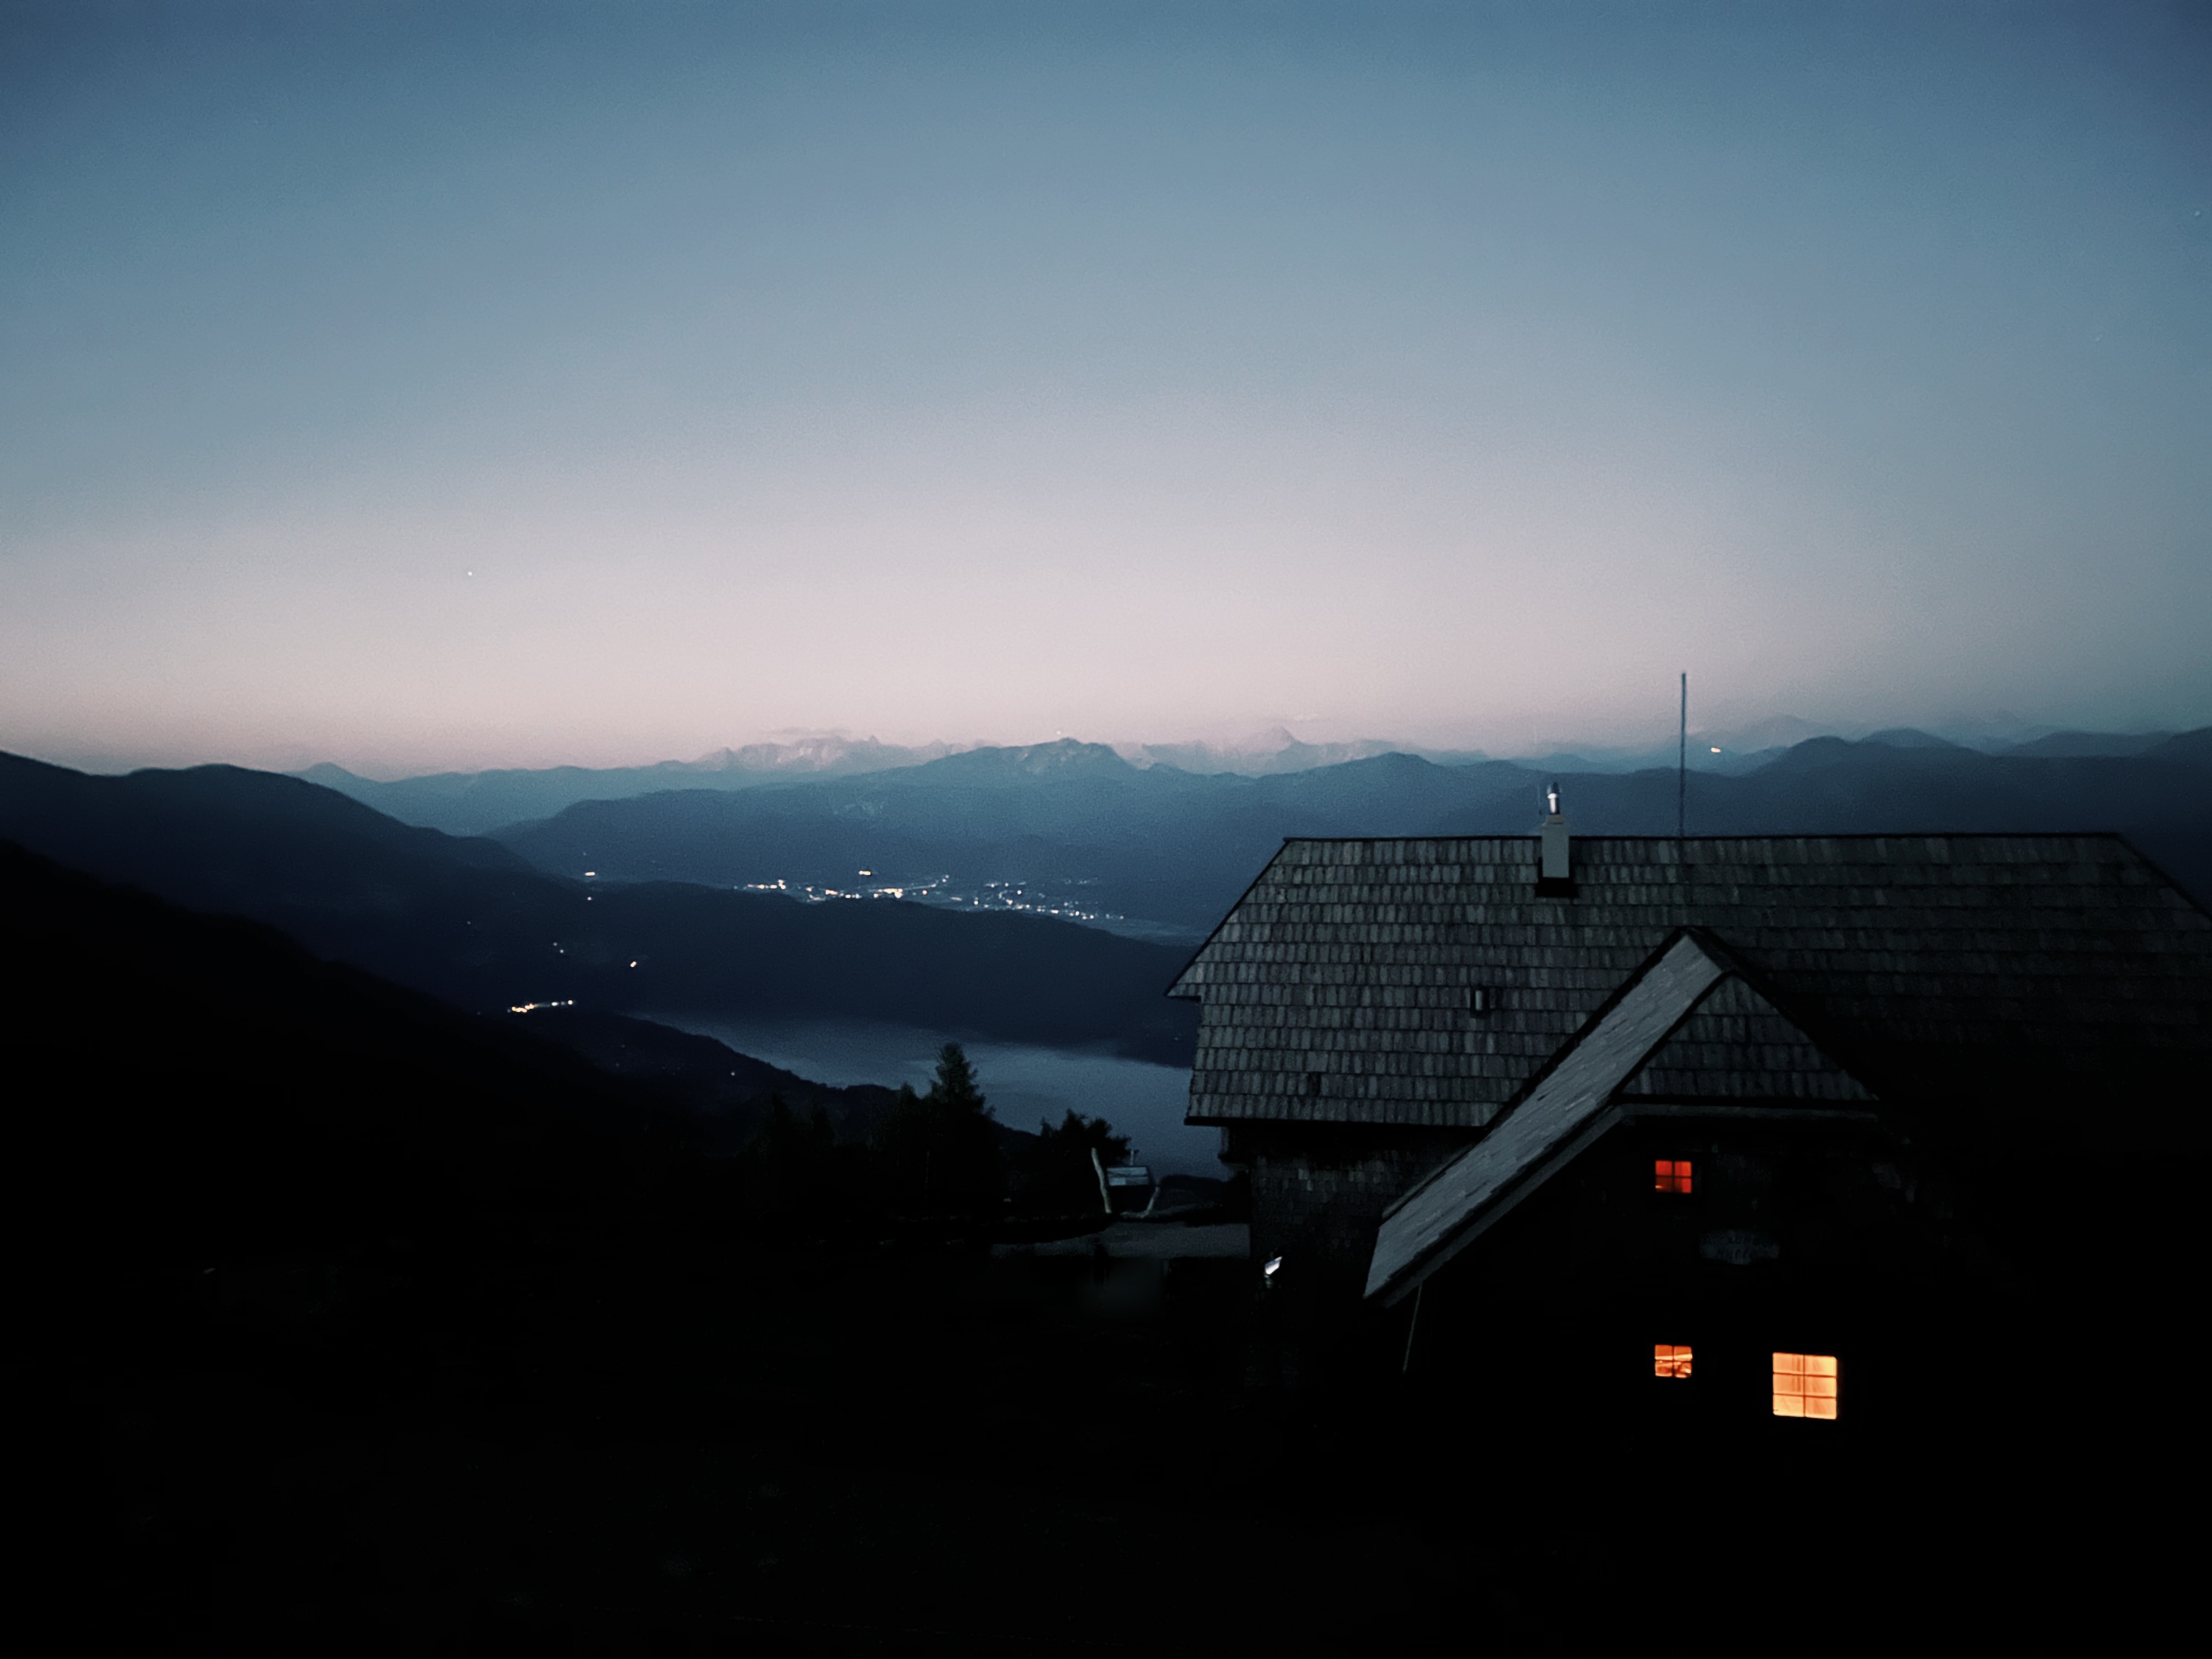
[1168,834,2212,1130]
[1363,930,1877,1304]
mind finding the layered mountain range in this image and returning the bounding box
[294,728,1494,836]
[479,729,2212,940]
[298,719,2169,837]
[10,726,2205,1141]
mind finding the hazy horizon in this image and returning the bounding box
[6,3,2208,776]
[17,702,2194,785]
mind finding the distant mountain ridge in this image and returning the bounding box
[300,734,961,836]
[1118,726,1489,777]
[295,729,1498,834]
[298,720,2187,836]
[483,729,2212,938]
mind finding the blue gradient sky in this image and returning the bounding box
[4,2,2208,773]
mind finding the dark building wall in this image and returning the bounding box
[1225,1122,1471,1389]
[1404,1114,1987,1432]
[1223,1096,2005,1407]
[1232,1124,1468,1275]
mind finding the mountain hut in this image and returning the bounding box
[1167,802,2212,1427]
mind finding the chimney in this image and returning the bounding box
[1537,781,1576,896]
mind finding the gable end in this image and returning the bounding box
[1616,974,1874,1103]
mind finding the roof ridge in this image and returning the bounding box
[1373,932,1722,1240]
[1365,933,1729,1301]
[1269,831,2137,844]
[1165,839,1298,1001]
[1669,925,1891,1099]
[1616,958,1877,1106]
[1173,830,2211,1136]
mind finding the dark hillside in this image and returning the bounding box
[509,1005,901,1154]
[0,838,684,1273]
[0,752,1196,1063]
[585,879,1192,1058]
[0,751,557,1009]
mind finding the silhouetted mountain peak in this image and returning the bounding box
[2147,727,2212,768]
[919,740,1136,780]
[1127,729,1476,775]
[1279,749,1440,785]
[2000,729,2187,762]
[136,761,436,831]
[1757,735,1858,771]
[687,735,959,775]
[1861,729,1963,751]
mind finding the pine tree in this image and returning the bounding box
[738,1094,839,1223]
[928,1042,985,1114]
[873,1043,1003,1215]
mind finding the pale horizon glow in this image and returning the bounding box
[4,3,2208,778]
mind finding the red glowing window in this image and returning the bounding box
[1654,1159,1694,1194]
[1772,1352,1839,1419]
[1654,1344,1693,1379]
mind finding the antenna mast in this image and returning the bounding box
[1677,672,1688,841]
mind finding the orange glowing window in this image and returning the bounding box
[1654,1159,1694,1194]
[1654,1344,1693,1379]
[1772,1352,1839,1419]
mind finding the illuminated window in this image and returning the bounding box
[1772,1353,1839,1419]
[1654,1344,1693,1379]
[1655,1159,1694,1194]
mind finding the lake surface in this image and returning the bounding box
[648,1015,1223,1175]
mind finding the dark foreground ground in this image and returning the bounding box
[11,1217,2190,1657]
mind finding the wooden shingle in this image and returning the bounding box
[1172,834,2212,1128]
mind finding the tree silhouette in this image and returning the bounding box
[1012,1110,1131,1215]
[872,1043,1003,1215]
[929,1042,986,1115]
[737,1094,845,1223]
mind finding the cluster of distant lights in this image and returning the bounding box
[732,871,1122,926]
[580,864,1122,925]
[740,871,931,901]
[508,998,575,1014]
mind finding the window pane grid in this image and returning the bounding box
[1654,1343,1692,1379]
[1773,1352,1839,1419]
[1654,1159,1693,1194]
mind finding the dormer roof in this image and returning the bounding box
[1363,930,1874,1303]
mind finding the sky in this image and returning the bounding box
[3,1,2208,776]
